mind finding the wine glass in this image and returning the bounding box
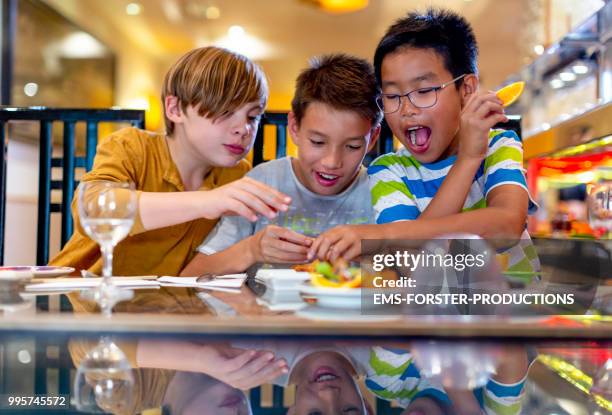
[73,337,135,413]
[78,181,137,316]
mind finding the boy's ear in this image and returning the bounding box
[460,74,479,105]
[367,124,381,153]
[287,110,300,145]
[164,95,184,124]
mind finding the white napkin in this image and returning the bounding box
[255,269,310,289]
[26,278,160,292]
[158,274,246,293]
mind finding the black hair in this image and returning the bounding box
[373,8,478,86]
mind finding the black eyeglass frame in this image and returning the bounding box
[376,74,467,114]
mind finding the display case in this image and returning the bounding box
[500,1,612,239]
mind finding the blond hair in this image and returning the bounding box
[162,46,268,135]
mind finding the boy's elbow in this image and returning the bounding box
[500,212,527,239]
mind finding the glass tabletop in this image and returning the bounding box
[0,238,610,413]
[0,332,610,414]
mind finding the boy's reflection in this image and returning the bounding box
[287,351,371,415]
[70,337,528,415]
[162,372,250,415]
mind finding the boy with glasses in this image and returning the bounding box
[308,8,539,275]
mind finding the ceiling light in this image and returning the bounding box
[126,3,142,16]
[17,350,32,364]
[228,25,245,38]
[559,72,576,82]
[206,6,220,19]
[533,44,545,55]
[161,0,182,22]
[316,0,368,14]
[24,82,38,97]
[572,64,589,74]
[550,79,564,89]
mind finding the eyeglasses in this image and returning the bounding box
[376,74,466,114]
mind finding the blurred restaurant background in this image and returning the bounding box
[0,0,611,265]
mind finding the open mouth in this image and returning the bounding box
[224,144,245,155]
[405,125,432,154]
[314,171,340,187]
[311,366,340,383]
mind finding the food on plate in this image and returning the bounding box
[295,260,361,289]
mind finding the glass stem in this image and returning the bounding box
[101,243,114,280]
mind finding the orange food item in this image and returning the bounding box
[496,81,524,107]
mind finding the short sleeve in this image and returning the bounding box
[197,215,254,255]
[364,346,449,408]
[368,155,421,223]
[76,129,148,235]
[473,375,527,415]
[83,129,143,184]
[483,130,537,214]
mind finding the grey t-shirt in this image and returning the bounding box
[197,157,374,255]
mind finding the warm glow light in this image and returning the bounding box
[59,32,107,58]
[533,44,545,55]
[572,64,589,74]
[126,3,142,16]
[550,79,564,89]
[228,25,245,37]
[127,97,150,110]
[559,72,577,82]
[206,6,220,19]
[318,0,368,13]
[24,83,38,97]
[214,26,273,60]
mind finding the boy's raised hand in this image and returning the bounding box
[457,90,509,161]
[201,177,291,222]
[250,225,313,264]
[196,344,288,390]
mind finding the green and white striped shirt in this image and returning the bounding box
[367,129,539,272]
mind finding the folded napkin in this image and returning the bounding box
[158,274,246,293]
[26,278,160,292]
[255,269,310,289]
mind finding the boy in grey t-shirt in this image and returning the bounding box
[197,157,373,256]
[180,54,382,276]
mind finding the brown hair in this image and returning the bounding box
[291,53,382,127]
[162,46,268,135]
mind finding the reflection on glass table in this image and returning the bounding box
[73,337,134,413]
[61,336,610,415]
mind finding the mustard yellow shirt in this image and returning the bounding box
[50,127,250,276]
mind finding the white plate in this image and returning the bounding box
[299,283,362,309]
[296,305,400,322]
[0,266,75,278]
